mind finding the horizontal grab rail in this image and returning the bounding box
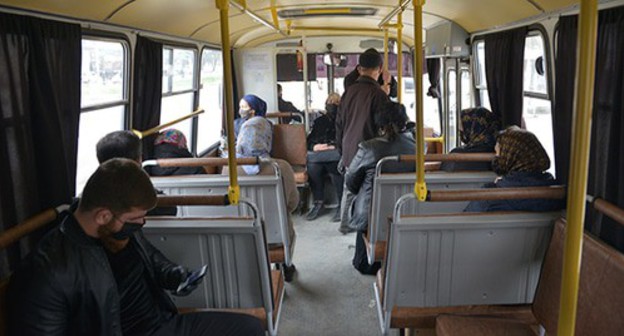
[427,186,566,202]
[156,195,230,207]
[143,157,260,168]
[593,198,624,226]
[399,153,496,162]
[0,205,69,250]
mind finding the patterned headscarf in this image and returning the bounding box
[242,94,267,117]
[236,117,273,175]
[155,129,188,149]
[459,107,501,148]
[493,126,550,175]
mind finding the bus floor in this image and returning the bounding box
[279,212,403,336]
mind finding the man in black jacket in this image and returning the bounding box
[8,158,263,336]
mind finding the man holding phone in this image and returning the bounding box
[8,159,264,336]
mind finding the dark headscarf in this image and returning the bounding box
[242,94,267,117]
[460,107,501,149]
[492,126,550,175]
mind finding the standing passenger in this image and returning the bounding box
[335,48,390,234]
[440,107,501,172]
[8,158,264,336]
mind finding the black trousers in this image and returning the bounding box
[307,161,344,202]
[353,231,381,275]
[152,312,264,336]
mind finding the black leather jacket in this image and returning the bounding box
[8,211,180,336]
[345,132,417,231]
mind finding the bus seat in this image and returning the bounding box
[271,124,307,185]
[435,217,624,335]
[423,127,442,154]
[144,215,283,336]
[375,210,559,334]
[366,166,496,264]
[198,146,221,174]
[150,162,295,266]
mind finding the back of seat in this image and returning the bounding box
[532,218,624,335]
[368,170,496,262]
[143,216,273,310]
[271,124,307,185]
[382,210,558,310]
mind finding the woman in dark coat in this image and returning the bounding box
[305,93,343,221]
[148,129,205,176]
[440,107,501,172]
[464,126,565,212]
[346,102,416,275]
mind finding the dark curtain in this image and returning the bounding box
[276,53,317,81]
[132,36,162,160]
[554,7,624,251]
[0,13,81,275]
[426,58,441,98]
[484,27,527,127]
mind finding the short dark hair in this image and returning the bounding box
[359,49,382,69]
[375,102,409,140]
[96,131,142,163]
[79,158,156,214]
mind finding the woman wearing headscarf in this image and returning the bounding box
[440,107,501,172]
[148,129,205,176]
[234,94,267,139]
[305,93,343,221]
[464,126,565,212]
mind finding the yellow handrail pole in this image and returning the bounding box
[216,0,240,205]
[558,0,598,334]
[412,0,427,201]
[133,109,205,139]
[384,28,389,74]
[397,5,403,103]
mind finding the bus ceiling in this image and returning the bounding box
[0,0,582,48]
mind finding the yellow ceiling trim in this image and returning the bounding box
[303,8,352,15]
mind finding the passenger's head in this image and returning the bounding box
[358,48,383,80]
[154,129,188,149]
[240,94,267,119]
[96,131,142,163]
[277,84,283,98]
[78,158,156,242]
[492,126,550,176]
[459,107,501,148]
[325,93,341,117]
[375,102,409,140]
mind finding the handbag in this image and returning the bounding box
[307,149,341,163]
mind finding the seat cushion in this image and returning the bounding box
[436,315,537,336]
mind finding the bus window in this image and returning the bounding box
[522,33,555,174]
[447,69,457,148]
[76,38,127,194]
[161,47,196,147]
[474,40,491,110]
[460,69,473,110]
[197,48,223,151]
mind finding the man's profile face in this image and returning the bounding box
[98,207,147,238]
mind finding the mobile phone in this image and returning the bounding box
[176,265,208,293]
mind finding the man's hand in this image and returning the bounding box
[313,144,336,152]
[381,69,391,84]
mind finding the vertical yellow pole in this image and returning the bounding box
[216,0,240,204]
[558,0,598,334]
[397,6,403,103]
[384,28,389,74]
[413,0,427,201]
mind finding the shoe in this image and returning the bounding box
[283,264,296,282]
[306,202,323,221]
[331,207,341,222]
[338,226,356,235]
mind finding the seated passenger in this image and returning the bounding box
[464,126,565,212]
[8,158,264,336]
[306,93,344,222]
[235,94,267,138]
[346,102,417,275]
[148,129,205,176]
[440,107,501,172]
[96,130,176,216]
[277,83,304,123]
[230,116,299,281]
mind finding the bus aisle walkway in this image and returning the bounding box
[279,212,399,336]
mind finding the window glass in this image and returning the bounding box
[76,106,125,194]
[460,70,473,110]
[77,38,127,194]
[81,40,125,107]
[198,49,224,151]
[523,35,548,94]
[419,74,441,135]
[447,70,457,149]
[474,40,491,109]
[161,93,194,142]
[523,97,554,174]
